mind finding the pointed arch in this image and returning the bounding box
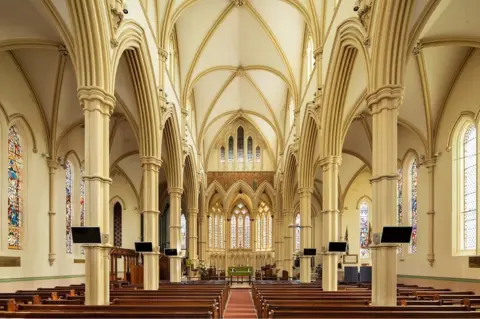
[283,147,298,210]
[162,115,184,189]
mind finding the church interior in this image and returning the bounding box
[0,0,480,317]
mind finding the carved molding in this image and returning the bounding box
[355,0,373,31]
[232,0,247,7]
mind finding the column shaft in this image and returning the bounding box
[198,214,206,263]
[141,158,161,290]
[188,208,198,267]
[368,87,403,306]
[169,188,183,282]
[321,156,340,291]
[275,215,284,277]
[79,87,114,305]
[299,188,313,283]
[283,209,293,278]
[425,159,436,266]
[251,216,256,274]
[47,160,59,265]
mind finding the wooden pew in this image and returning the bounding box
[268,309,480,318]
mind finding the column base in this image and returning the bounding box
[143,252,160,290]
[321,253,338,291]
[371,244,397,306]
[83,244,112,305]
[299,256,312,283]
[169,256,182,283]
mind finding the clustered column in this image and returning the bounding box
[188,208,199,268]
[251,214,256,274]
[275,213,284,277]
[78,87,114,305]
[169,187,183,282]
[368,86,403,306]
[299,188,313,283]
[425,157,436,266]
[141,157,161,290]
[283,208,294,277]
[321,156,340,291]
[198,213,207,264]
[47,159,59,266]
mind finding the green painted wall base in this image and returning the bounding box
[398,274,480,283]
[0,274,84,283]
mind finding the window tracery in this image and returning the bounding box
[359,201,369,259]
[230,202,250,249]
[237,126,244,162]
[181,213,187,250]
[397,168,403,255]
[295,213,300,251]
[462,125,476,250]
[228,136,234,162]
[247,137,253,162]
[256,146,261,163]
[409,159,418,253]
[65,160,73,254]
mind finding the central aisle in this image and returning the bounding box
[224,288,257,318]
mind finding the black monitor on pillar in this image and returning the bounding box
[135,242,153,253]
[303,248,316,256]
[381,226,413,243]
[165,248,178,256]
[72,227,102,244]
[328,241,347,253]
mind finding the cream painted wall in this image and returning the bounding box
[341,169,372,266]
[0,51,141,282]
[398,50,480,279]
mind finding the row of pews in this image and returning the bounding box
[252,281,480,318]
[0,280,229,318]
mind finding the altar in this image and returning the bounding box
[228,266,253,285]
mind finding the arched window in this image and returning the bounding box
[208,215,213,248]
[245,216,250,249]
[262,214,267,248]
[231,203,250,249]
[113,202,122,247]
[256,146,261,163]
[295,213,300,251]
[237,126,244,162]
[180,213,187,250]
[397,168,403,255]
[231,216,237,249]
[256,217,261,249]
[8,126,23,250]
[247,137,253,162]
[220,146,225,163]
[462,125,476,250]
[65,160,73,254]
[359,201,369,259]
[409,159,418,253]
[80,168,85,227]
[228,136,234,162]
[306,34,315,78]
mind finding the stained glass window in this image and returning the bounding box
[359,201,369,259]
[214,215,218,248]
[181,213,187,250]
[295,213,300,251]
[257,218,261,249]
[208,216,213,248]
[8,126,22,250]
[247,137,253,162]
[220,147,225,163]
[397,168,403,255]
[268,215,273,248]
[245,216,250,248]
[65,160,73,254]
[237,126,244,162]
[409,160,418,253]
[256,147,261,163]
[80,167,85,254]
[231,216,236,249]
[238,215,244,248]
[219,216,224,248]
[113,202,122,247]
[228,137,234,162]
[463,125,476,250]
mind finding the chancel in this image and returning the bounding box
[0,0,480,318]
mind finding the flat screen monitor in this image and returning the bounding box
[72,227,101,244]
[304,248,316,256]
[165,248,178,256]
[328,241,347,252]
[135,242,153,252]
[381,226,413,243]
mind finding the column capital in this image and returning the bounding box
[78,86,115,114]
[181,108,188,116]
[159,48,168,63]
[298,187,313,195]
[47,159,59,170]
[314,47,323,60]
[142,210,160,215]
[422,156,437,168]
[168,187,183,195]
[366,85,404,114]
[141,156,162,168]
[369,173,398,183]
[187,208,199,215]
[319,155,341,168]
[283,208,294,215]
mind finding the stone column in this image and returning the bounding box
[275,213,284,276]
[424,157,437,266]
[321,156,340,291]
[314,210,322,266]
[188,208,199,267]
[251,216,256,273]
[141,157,161,290]
[299,188,313,283]
[283,209,294,278]
[198,214,206,263]
[47,159,59,265]
[225,218,231,272]
[168,187,183,282]
[78,87,114,305]
[367,86,403,306]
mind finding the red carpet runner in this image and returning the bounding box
[224,289,257,318]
